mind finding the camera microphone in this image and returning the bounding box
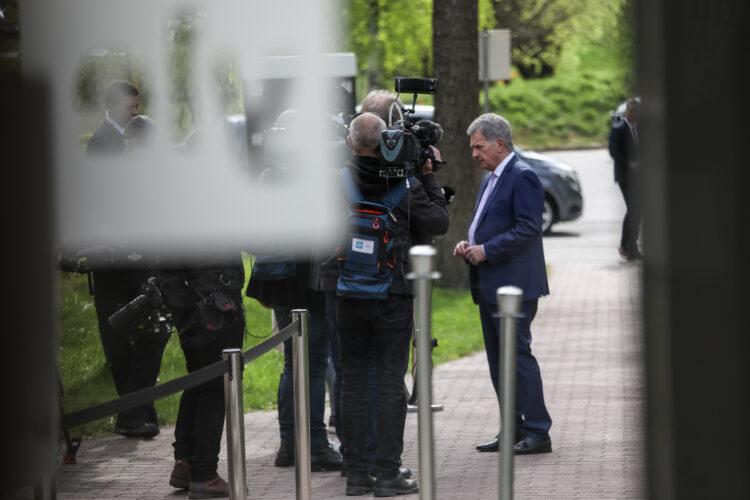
[395,77,438,95]
[412,120,443,146]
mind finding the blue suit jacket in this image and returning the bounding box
[469,154,550,305]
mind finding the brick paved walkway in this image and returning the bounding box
[10,149,645,499]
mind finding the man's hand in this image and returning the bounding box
[453,240,470,258]
[464,245,487,265]
[422,145,442,175]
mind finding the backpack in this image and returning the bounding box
[336,168,411,299]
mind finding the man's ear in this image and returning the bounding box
[346,135,353,150]
[496,138,505,150]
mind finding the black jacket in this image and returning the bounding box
[319,155,449,296]
[608,120,638,184]
[87,120,125,155]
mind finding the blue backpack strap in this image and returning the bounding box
[339,168,363,202]
[380,176,413,210]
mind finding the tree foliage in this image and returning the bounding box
[490,0,627,78]
[343,0,433,94]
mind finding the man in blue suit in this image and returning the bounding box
[453,113,552,455]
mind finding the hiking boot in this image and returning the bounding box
[374,475,419,497]
[346,474,375,496]
[169,459,191,489]
[311,441,343,471]
[188,475,229,499]
[274,444,295,467]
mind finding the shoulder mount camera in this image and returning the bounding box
[379,77,445,180]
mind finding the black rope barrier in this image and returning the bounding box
[61,320,299,431]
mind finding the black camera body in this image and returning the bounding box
[108,276,173,336]
[379,77,444,180]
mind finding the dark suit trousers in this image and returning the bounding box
[92,270,169,425]
[479,298,552,440]
[618,172,642,252]
[337,296,412,480]
[172,302,245,482]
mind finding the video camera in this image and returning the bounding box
[379,77,444,180]
[107,276,174,336]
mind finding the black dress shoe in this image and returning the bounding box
[373,475,419,497]
[476,431,524,452]
[513,436,552,455]
[113,420,159,439]
[476,436,499,452]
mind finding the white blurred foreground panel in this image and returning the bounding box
[20,0,347,258]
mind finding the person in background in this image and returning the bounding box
[608,97,642,261]
[86,81,168,439]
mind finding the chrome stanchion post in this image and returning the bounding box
[496,286,522,500]
[222,348,247,500]
[292,309,312,500]
[33,477,55,500]
[409,245,440,500]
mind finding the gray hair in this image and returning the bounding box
[361,89,404,125]
[466,113,514,152]
[349,112,386,154]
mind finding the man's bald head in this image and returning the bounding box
[348,112,386,156]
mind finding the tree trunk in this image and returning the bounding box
[365,0,381,91]
[432,0,480,289]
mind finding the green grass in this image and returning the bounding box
[430,288,484,365]
[58,260,483,438]
[483,66,628,149]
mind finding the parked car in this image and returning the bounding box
[397,104,583,233]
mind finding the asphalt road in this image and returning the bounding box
[542,148,627,264]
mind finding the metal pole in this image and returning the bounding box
[483,28,490,114]
[222,348,247,500]
[409,245,439,500]
[292,309,311,500]
[33,478,55,500]
[497,286,522,500]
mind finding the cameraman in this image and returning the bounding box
[335,112,448,496]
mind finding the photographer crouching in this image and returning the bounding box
[331,109,449,496]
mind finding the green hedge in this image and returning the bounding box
[485,69,628,149]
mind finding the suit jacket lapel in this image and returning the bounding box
[476,155,517,228]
